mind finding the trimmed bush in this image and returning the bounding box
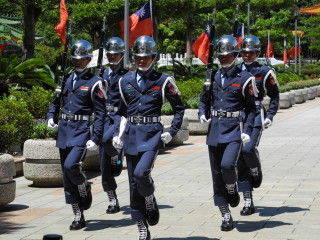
[30,123,57,139]
[279,79,320,93]
[0,97,33,153]
[10,86,54,119]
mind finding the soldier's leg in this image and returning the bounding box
[126,154,150,240]
[60,146,87,230]
[242,126,263,188]
[99,142,120,214]
[208,145,234,231]
[220,141,241,208]
[133,150,159,226]
[237,153,255,215]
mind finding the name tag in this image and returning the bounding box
[80,86,89,91]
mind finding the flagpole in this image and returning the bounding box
[284,37,286,66]
[298,37,301,75]
[247,0,250,34]
[294,5,298,73]
[124,0,130,69]
[150,0,154,38]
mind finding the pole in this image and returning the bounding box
[298,37,301,75]
[294,5,298,73]
[124,0,130,69]
[247,0,250,34]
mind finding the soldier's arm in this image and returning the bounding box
[91,80,106,145]
[47,95,61,121]
[264,70,279,121]
[164,77,185,137]
[242,76,257,135]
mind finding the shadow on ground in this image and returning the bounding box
[120,204,174,216]
[256,205,309,217]
[236,219,292,232]
[84,218,133,231]
[0,204,29,234]
[154,237,219,240]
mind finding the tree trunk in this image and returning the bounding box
[185,14,193,66]
[23,0,35,59]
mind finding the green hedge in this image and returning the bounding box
[0,97,33,152]
[279,79,320,93]
[30,123,57,139]
[10,86,54,119]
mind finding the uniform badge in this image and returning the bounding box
[166,82,178,95]
[80,86,89,91]
[97,89,104,99]
[231,83,240,88]
[247,83,254,96]
[151,86,161,90]
[255,76,263,81]
[268,76,277,85]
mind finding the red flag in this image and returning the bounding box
[300,4,320,15]
[283,39,288,64]
[234,23,244,48]
[0,44,4,52]
[289,46,301,59]
[266,41,274,58]
[54,0,69,46]
[119,1,153,47]
[192,22,211,64]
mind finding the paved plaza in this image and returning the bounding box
[1,98,320,240]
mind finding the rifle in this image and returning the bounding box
[54,20,72,123]
[233,4,240,37]
[204,8,216,120]
[95,16,107,76]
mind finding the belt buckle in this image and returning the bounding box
[66,113,74,120]
[133,116,143,124]
[217,111,225,118]
[106,105,114,112]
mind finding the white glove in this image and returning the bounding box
[112,136,123,150]
[200,115,211,123]
[263,118,272,128]
[86,140,98,151]
[161,132,172,144]
[47,118,58,130]
[118,116,127,139]
[241,133,250,144]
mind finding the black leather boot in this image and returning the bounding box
[219,205,234,231]
[137,220,151,240]
[70,204,86,230]
[110,154,123,177]
[106,190,120,214]
[251,167,262,188]
[145,194,159,226]
[240,191,255,215]
[78,182,92,210]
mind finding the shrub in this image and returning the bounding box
[30,123,57,139]
[277,73,303,86]
[161,101,173,115]
[0,97,33,152]
[279,79,320,93]
[10,86,54,119]
[176,77,204,105]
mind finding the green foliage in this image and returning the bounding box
[161,101,173,115]
[0,96,33,152]
[10,86,54,119]
[30,123,57,139]
[0,55,56,89]
[35,43,61,67]
[176,77,204,105]
[277,72,303,85]
[279,79,320,93]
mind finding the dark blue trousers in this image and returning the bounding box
[208,141,242,206]
[238,126,263,192]
[126,150,158,221]
[99,140,123,192]
[59,146,87,204]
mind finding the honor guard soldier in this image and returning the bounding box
[99,37,129,214]
[47,40,106,230]
[199,35,257,231]
[117,36,185,240]
[237,35,279,215]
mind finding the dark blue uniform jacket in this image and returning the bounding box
[119,70,185,155]
[101,66,129,143]
[241,62,279,127]
[199,66,256,146]
[48,70,106,149]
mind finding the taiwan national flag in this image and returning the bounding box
[120,1,153,47]
[234,23,244,48]
[192,22,211,64]
[54,0,69,46]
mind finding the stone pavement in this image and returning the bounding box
[1,98,320,240]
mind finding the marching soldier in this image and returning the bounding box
[99,37,129,214]
[47,40,105,230]
[237,35,279,215]
[199,35,257,231]
[117,36,185,240]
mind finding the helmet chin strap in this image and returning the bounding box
[75,67,86,73]
[137,56,157,72]
[108,56,124,66]
[220,57,237,69]
[244,57,258,66]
